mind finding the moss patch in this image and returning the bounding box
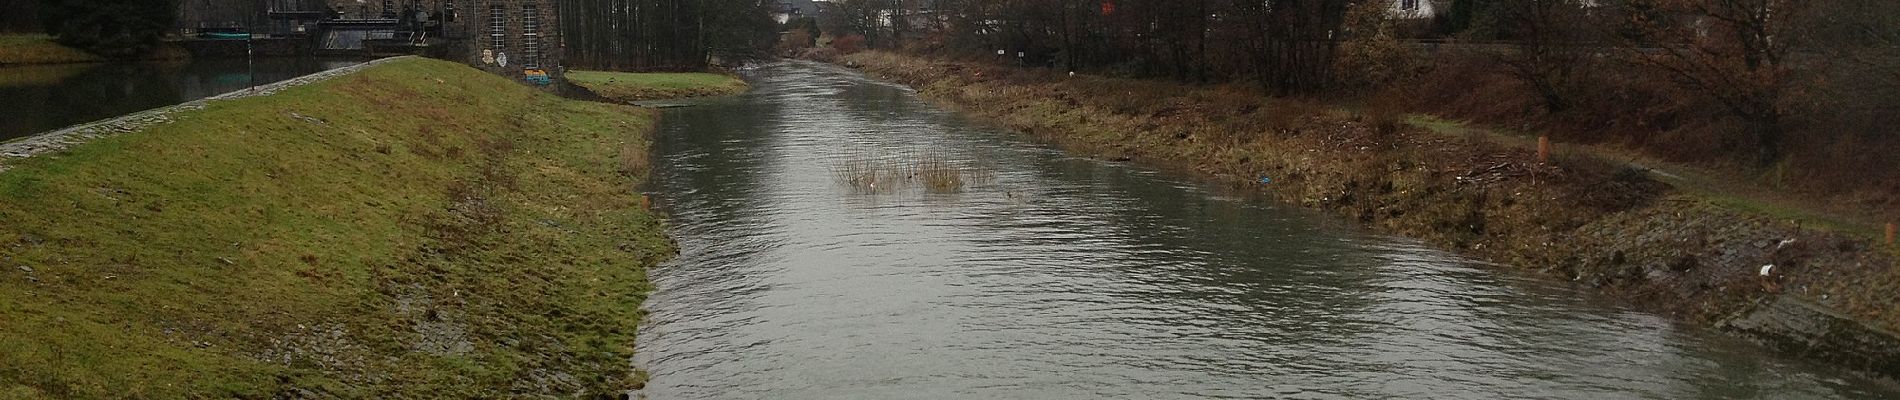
[566,70,747,102]
[0,57,676,397]
[0,35,104,65]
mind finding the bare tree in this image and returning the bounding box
[1490,0,1601,112]
[1625,0,1809,164]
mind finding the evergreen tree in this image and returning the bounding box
[40,0,177,58]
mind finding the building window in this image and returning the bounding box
[522,4,540,69]
[1401,0,1419,11]
[488,4,507,52]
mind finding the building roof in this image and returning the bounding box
[267,0,328,13]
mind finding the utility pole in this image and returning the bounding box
[246,36,256,93]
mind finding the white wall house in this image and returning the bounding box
[1390,0,1437,19]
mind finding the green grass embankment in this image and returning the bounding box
[0,34,104,65]
[0,57,680,397]
[837,50,1900,377]
[566,70,748,102]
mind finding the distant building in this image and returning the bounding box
[266,0,330,36]
[774,0,820,25]
[173,0,560,82]
[457,0,561,77]
[175,0,267,33]
[1389,0,1610,20]
[1391,0,1436,19]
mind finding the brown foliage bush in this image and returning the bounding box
[833,34,868,55]
[776,29,814,55]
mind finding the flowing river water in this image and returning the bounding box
[634,61,1893,399]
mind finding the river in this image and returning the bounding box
[0,57,362,141]
[634,61,1892,399]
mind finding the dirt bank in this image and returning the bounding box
[835,51,1900,379]
[0,58,684,397]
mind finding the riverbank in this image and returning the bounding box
[566,70,748,103]
[0,34,102,65]
[0,57,680,397]
[833,51,1900,379]
[0,34,194,66]
[2,58,393,168]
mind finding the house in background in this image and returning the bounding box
[175,0,268,34]
[267,0,331,37]
[1391,0,1436,19]
[774,0,820,25]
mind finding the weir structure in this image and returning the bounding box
[173,0,563,83]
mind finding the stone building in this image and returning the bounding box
[453,0,562,79]
[330,0,563,79]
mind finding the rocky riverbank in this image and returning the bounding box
[0,57,687,397]
[832,51,1900,380]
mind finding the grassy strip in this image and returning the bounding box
[0,34,104,65]
[0,57,677,398]
[566,70,748,102]
[838,51,1900,361]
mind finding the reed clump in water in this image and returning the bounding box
[915,154,964,193]
[831,151,908,194]
[832,150,996,194]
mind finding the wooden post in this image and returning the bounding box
[1886,222,1896,246]
[640,195,651,211]
[1536,135,1551,164]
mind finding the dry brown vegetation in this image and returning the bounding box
[813,0,1899,228]
[1387,51,1900,228]
[832,150,995,194]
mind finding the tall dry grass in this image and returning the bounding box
[832,150,996,194]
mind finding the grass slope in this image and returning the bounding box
[0,34,104,65]
[566,71,747,102]
[0,57,675,398]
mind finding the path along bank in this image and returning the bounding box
[834,51,1900,380]
[0,57,739,397]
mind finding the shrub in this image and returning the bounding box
[833,34,867,55]
[40,0,176,58]
[776,29,814,55]
[1333,1,1420,90]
